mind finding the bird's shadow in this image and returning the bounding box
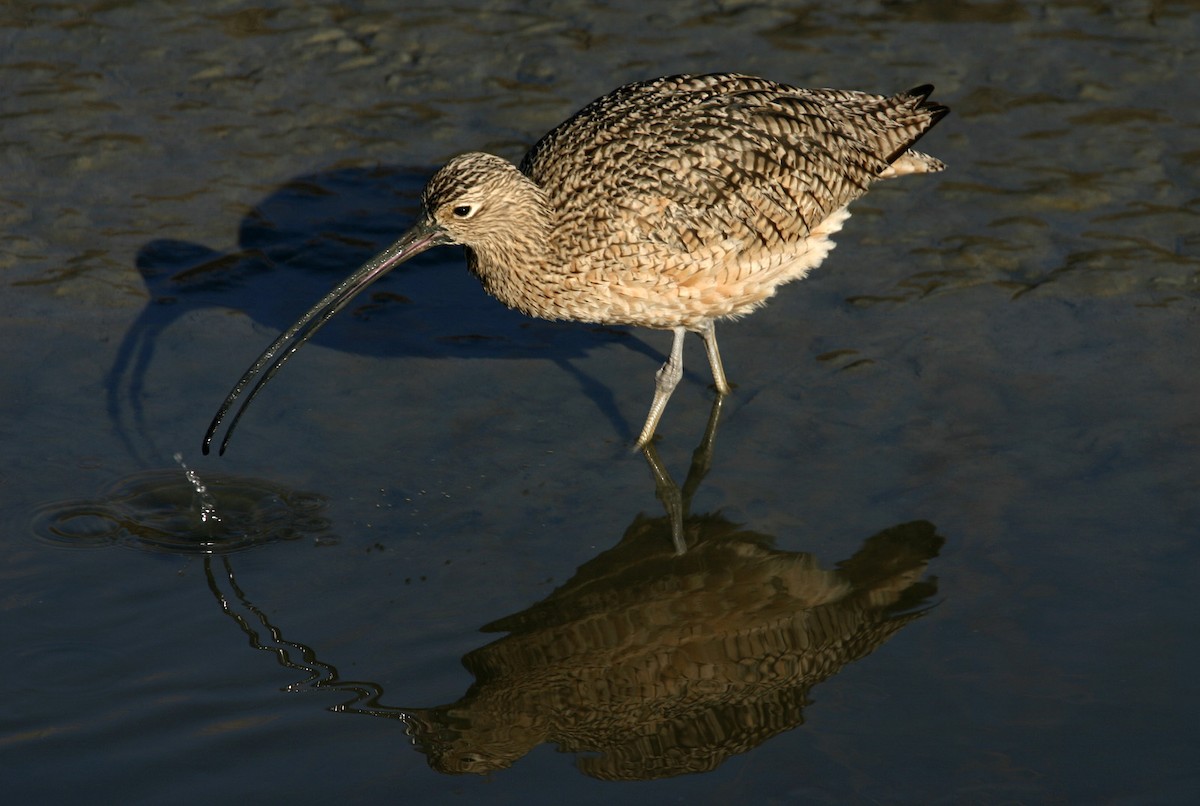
[108,164,667,461]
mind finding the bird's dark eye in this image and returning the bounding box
[452,205,473,218]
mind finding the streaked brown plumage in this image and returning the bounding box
[204,73,948,455]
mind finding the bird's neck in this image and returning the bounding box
[465,181,569,319]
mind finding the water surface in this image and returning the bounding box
[3,1,1198,803]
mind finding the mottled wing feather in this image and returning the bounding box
[523,75,936,240]
[518,73,946,326]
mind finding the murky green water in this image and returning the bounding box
[3,1,1198,803]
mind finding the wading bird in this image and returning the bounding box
[203,73,948,455]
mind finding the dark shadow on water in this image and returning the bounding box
[108,164,667,462]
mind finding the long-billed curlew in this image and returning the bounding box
[203,73,948,455]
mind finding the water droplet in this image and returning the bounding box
[32,466,334,555]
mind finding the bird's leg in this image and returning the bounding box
[641,441,687,553]
[681,393,724,503]
[697,321,732,395]
[641,393,726,554]
[635,326,687,448]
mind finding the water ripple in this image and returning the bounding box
[32,469,334,554]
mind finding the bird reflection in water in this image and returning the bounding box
[401,400,942,778]
[202,399,943,780]
[38,409,942,779]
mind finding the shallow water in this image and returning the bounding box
[3,1,1199,803]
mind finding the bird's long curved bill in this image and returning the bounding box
[202,219,449,456]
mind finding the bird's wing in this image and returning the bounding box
[521,74,944,275]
